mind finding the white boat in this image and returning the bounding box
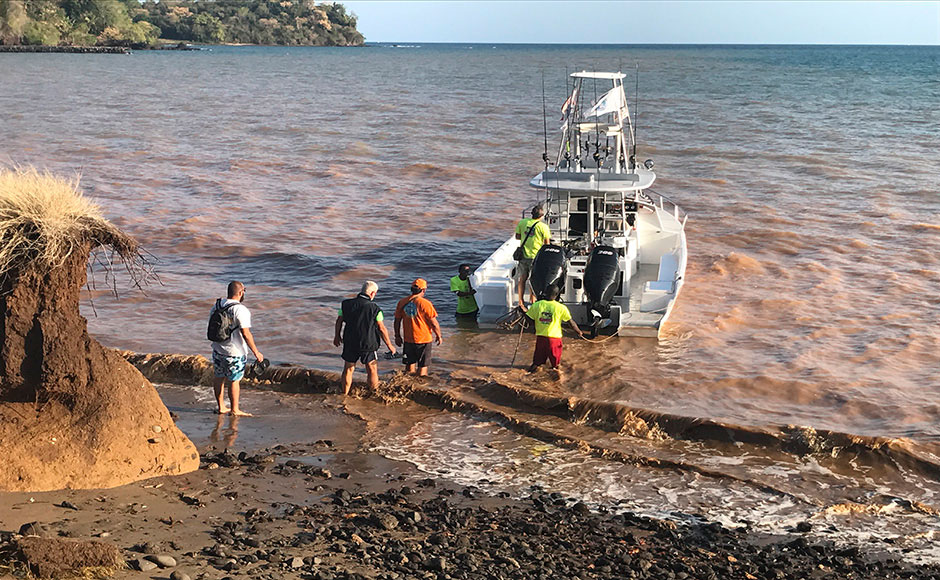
[472,71,688,338]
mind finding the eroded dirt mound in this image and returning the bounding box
[16,536,124,579]
[0,247,198,492]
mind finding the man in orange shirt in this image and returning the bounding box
[394,278,443,376]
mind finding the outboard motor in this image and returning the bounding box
[529,244,566,300]
[583,245,620,336]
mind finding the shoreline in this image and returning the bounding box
[2,428,938,579]
[1,366,939,578]
[0,45,130,54]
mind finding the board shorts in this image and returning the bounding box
[455,309,479,318]
[342,347,377,365]
[532,336,563,368]
[213,352,247,381]
[516,257,534,279]
[403,341,432,368]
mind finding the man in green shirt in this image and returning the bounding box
[515,205,551,311]
[525,284,583,372]
[449,263,478,320]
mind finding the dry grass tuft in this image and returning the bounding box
[0,166,149,290]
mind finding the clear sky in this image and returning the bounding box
[341,1,940,45]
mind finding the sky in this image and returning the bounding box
[341,1,940,45]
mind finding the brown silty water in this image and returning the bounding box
[1,45,939,558]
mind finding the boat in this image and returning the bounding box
[471,71,688,338]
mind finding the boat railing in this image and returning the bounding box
[638,189,688,229]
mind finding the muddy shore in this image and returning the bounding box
[1,390,939,580]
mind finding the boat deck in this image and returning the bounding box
[619,263,666,336]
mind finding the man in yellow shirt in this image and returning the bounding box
[525,285,583,372]
[514,204,551,310]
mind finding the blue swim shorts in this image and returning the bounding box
[212,352,247,381]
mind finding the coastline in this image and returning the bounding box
[0,46,131,54]
[1,354,939,578]
[3,401,939,580]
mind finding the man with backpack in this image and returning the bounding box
[208,281,264,416]
[514,204,551,311]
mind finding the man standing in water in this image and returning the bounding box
[525,284,583,372]
[209,281,264,416]
[515,204,551,311]
[334,280,396,395]
[449,263,478,320]
[394,278,443,376]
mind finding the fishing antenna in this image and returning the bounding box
[541,70,549,169]
[632,62,639,168]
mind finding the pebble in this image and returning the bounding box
[131,558,158,572]
[18,522,47,537]
[146,554,177,568]
[170,572,191,580]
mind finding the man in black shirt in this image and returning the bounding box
[333,280,396,395]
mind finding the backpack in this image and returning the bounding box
[207,299,239,342]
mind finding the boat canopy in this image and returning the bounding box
[571,71,626,80]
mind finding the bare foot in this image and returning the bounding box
[216,407,230,415]
[230,409,253,417]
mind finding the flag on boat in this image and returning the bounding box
[586,87,623,117]
[560,89,578,121]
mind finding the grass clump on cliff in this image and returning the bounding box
[0,166,142,283]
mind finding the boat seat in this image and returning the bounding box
[640,253,679,312]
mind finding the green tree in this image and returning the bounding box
[0,0,28,45]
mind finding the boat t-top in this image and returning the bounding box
[472,71,688,338]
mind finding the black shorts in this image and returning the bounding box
[342,347,377,365]
[455,309,479,318]
[402,342,432,368]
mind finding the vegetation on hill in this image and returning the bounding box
[0,0,363,48]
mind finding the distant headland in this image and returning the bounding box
[0,0,364,49]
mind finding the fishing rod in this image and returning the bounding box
[632,62,639,170]
[541,70,549,169]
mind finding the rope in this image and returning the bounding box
[578,330,621,344]
[510,320,526,367]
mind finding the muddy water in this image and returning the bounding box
[3,44,939,558]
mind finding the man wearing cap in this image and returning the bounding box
[449,263,478,319]
[394,278,443,376]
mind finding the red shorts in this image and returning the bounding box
[532,335,563,368]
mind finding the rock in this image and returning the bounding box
[146,554,178,568]
[371,514,399,531]
[153,425,163,433]
[796,521,813,533]
[57,500,80,510]
[132,558,158,572]
[18,522,48,537]
[170,572,192,580]
[290,556,304,568]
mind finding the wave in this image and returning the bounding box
[710,252,766,276]
[124,351,940,506]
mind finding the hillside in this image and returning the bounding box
[0,0,363,48]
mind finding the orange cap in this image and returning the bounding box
[412,278,427,290]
